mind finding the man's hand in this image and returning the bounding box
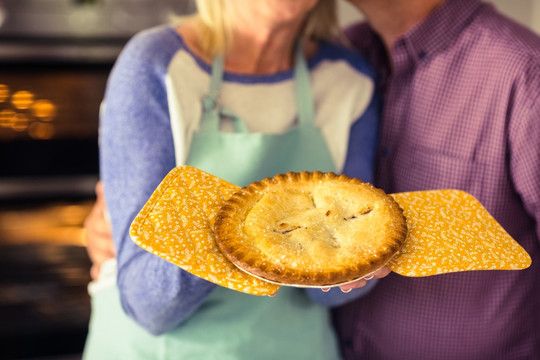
[84,181,115,280]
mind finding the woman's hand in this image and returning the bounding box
[321,266,391,293]
[340,266,391,292]
[84,181,115,280]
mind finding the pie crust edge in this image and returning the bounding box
[214,171,407,287]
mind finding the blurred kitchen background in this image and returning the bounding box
[0,0,196,359]
[0,0,538,359]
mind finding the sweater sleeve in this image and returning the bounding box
[342,82,381,183]
[100,27,216,335]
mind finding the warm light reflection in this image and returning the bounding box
[12,90,34,110]
[0,86,60,138]
[0,202,93,246]
[0,109,15,127]
[11,113,29,132]
[29,122,55,139]
[58,205,91,226]
[32,99,57,121]
[0,84,8,102]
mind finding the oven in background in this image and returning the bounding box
[0,61,107,200]
[0,0,196,199]
[0,1,196,358]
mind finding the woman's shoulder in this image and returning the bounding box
[128,25,184,51]
[116,25,186,70]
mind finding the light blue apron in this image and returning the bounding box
[185,41,336,186]
[84,42,340,360]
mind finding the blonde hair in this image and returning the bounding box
[191,0,340,58]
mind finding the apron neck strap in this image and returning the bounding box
[199,56,225,132]
[209,54,225,100]
[293,39,315,127]
[203,39,315,131]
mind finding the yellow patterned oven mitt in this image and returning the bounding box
[388,190,531,276]
[130,166,531,296]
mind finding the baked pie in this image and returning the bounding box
[214,171,407,287]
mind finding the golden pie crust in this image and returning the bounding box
[214,171,407,287]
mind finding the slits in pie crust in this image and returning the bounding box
[214,171,407,287]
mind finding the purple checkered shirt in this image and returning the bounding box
[334,0,540,359]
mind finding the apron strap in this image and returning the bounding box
[199,56,225,132]
[293,39,315,127]
[200,39,315,133]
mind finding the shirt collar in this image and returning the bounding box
[393,0,486,64]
